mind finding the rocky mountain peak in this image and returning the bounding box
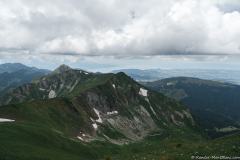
[53,64,72,74]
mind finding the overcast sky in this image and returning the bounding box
[0,0,240,71]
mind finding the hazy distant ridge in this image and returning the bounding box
[113,68,240,85]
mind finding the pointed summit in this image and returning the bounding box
[53,64,72,74]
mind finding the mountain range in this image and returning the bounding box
[0,63,239,159]
[113,68,240,85]
[0,63,50,95]
[0,65,196,140]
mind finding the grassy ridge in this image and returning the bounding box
[0,122,121,160]
[0,122,239,160]
[0,98,90,136]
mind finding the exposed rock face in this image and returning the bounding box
[0,66,196,143]
[0,66,91,105]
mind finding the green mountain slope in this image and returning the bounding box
[143,77,240,138]
[0,119,239,160]
[0,67,239,159]
[0,66,196,142]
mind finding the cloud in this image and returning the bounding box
[0,0,240,62]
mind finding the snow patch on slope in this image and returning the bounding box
[39,88,46,91]
[77,136,84,141]
[0,118,15,122]
[167,82,174,86]
[139,88,148,97]
[69,80,79,92]
[93,108,103,123]
[112,84,116,89]
[107,111,118,115]
[48,90,56,99]
[145,98,157,116]
[92,123,98,130]
[149,105,157,116]
[215,126,238,132]
[90,117,98,130]
[77,132,88,141]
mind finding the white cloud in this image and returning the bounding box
[0,0,240,63]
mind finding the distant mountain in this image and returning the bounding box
[0,63,50,95]
[143,77,240,138]
[113,69,161,81]
[0,63,48,73]
[113,68,240,85]
[0,63,28,73]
